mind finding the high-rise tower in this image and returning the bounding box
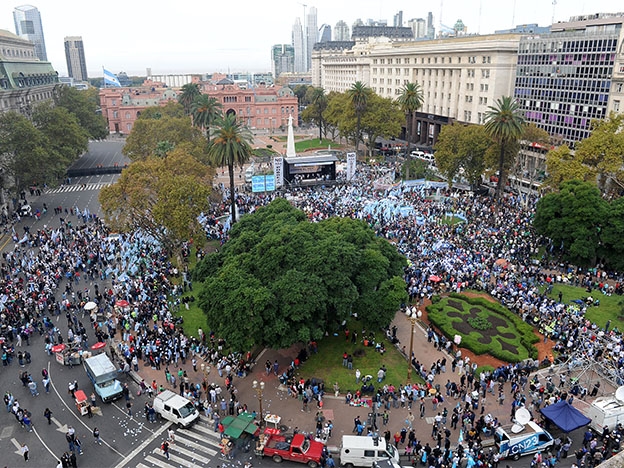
[292,18,305,73]
[334,20,350,41]
[272,44,295,78]
[306,6,318,71]
[13,5,47,61]
[64,36,88,82]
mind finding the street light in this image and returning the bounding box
[252,380,265,426]
[406,306,422,384]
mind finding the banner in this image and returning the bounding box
[346,152,357,181]
[273,157,283,187]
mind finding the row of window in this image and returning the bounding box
[519,38,617,54]
[1,48,35,59]
[0,90,54,110]
[0,75,56,90]
[372,55,492,65]
[515,77,612,91]
[518,53,615,66]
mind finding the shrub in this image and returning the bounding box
[467,316,492,330]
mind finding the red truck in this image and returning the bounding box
[256,432,324,467]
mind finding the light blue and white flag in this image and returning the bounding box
[103,68,121,87]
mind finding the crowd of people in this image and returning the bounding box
[2,159,624,467]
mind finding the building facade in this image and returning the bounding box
[272,44,295,78]
[514,13,624,148]
[313,34,521,145]
[318,24,332,43]
[0,29,59,116]
[13,5,47,61]
[292,18,305,73]
[64,36,88,82]
[306,7,318,71]
[99,80,298,134]
[334,20,350,41]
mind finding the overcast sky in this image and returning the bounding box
[1,0,621,77]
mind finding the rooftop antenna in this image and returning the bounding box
[439,0,443,38]
[511,0,517,28]
[478,0,482,34]
[552,0,557,25]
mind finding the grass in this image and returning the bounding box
[298,321,424,395]
[295,138,342,153]
[539,283,624,331]
[170,242,220,339]
[439,215,465,226]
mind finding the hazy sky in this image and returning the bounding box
[1,0,621,77]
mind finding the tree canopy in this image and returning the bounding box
[193,199,407,350]
[533,180,608,267]
[55,86,109,140]
[99,148,213,251]
[122,113,206,161]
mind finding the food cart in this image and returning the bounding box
[75,390,89,416]
[221,412,259,458]
[53,343,89,366]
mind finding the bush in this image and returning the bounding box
[467,316,491,331]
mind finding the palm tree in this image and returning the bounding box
[347,81,370,154]
[178,83,201,115]
[397,82,424,156]
[208,114,253,223]
[310,87,327,142]
[484,96,525,199]
[191,95,222,135]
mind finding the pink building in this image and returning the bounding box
[99,78,298,135]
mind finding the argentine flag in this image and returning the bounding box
[103,68,121,87]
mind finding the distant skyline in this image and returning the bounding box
[1,0,621,77]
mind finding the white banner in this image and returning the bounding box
[273,157,284,187]
[346,152,356,181]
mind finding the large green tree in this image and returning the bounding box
[397,82,424,156]
[99,148,213,251]
[0,112,52,194]
[347,81,372,154]
[534,179,608,266]
[484,96,525,199]
[55,86,109,140]
[361,94,403,156]
[123,114,205,161]
[434,124,489,188]
[574,112,624,193]
[301,87,327,142]
[544,144,593,190]
[207,114,253,223]
[194,199,407,350]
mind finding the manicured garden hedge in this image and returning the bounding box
[426,293,539,363]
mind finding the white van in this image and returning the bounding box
[245,165,256,183]
[495,421,554,461]
[340,435,399,468]
[153,390,199,427]
[585,394,624,434]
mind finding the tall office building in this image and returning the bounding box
[334,20,350,41]
[271,44,295,78]
[13,5,47,61]
[64,36,88,82]
[318,24,332,43]
[426,12,435,39]
[393,11,403,28]
[292,18,305,73]
[514,13,624,148]
[408,18,427,38]
[306,6,318,71]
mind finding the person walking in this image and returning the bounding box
[44,408,52,424]
[161,440,170,460]
[70,451,78,468]
[93,427,102,445]
[21,443,29,461]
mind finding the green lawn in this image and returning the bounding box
[298,322,424,395]
[295,139,342,153]
[539,283,624,331]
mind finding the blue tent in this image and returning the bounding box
[540,400,591,433]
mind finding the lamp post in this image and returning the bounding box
[252,380,265,426]
[406,306,422,384]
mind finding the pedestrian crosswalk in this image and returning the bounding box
[46,182,112,194]
[136,415,252,468]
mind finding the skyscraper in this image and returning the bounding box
[13,5,47,61]
[306,6,318,71]
[292,18,305,73]
[426,12,436,39]
[334,20,350,41]
[272,44,295,78]
[318,24,332,43]
[408,18,427,38]
[393,11,403,28]
[64,36,88,82]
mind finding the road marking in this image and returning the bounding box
[113,421,171,468]
[174,432,218,456]
[168,442,212,464]
[51,416,69,433]
[144,455,178,468]
[10,437,22,455]
[150,449,198,468]
[48,361,124,457]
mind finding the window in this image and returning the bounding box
[616,83,623,93]
[615,100,621,112]
[364,451,376,457]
